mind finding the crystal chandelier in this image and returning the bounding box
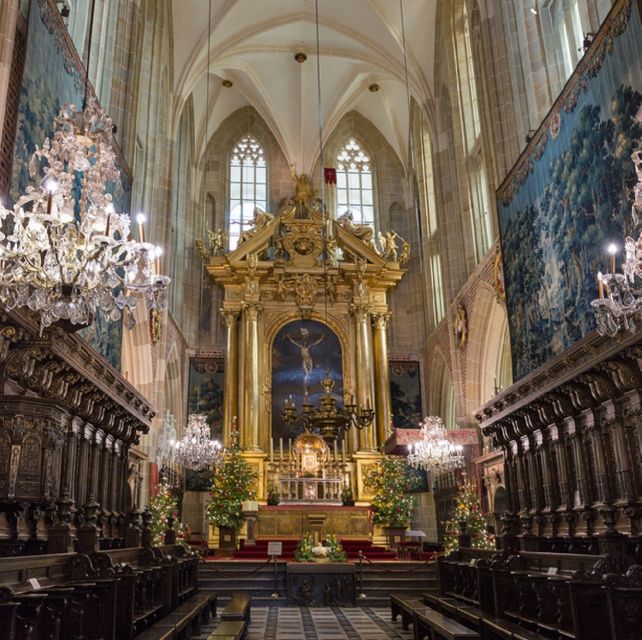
[0,100,170,332]
[172,413,224,470]
[591,149,642,337]
[282,370,375,444]
[406,416,464,476]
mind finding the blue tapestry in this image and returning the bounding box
[271,319,343,442]
[10,0,132,370]
[498,1,642,380]
[188,358,224,441]
[389,360,423,429]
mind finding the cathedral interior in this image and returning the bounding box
[0,0,641,638]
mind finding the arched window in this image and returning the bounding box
[228,135,267,250]
[336,138,375,226]
[453,0,493,262]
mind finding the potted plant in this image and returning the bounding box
[341,483,355,506]
[267,482,280,506]
[325,533,346,562]
[295,532,315,561]
[364,456,416,551]
[206,439,256,555]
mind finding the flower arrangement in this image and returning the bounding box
[295,532,315,561]
[325,533,346,562]
[364,456,416,527]
[206,434,257,531]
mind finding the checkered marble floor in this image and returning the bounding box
[193,606,414,639]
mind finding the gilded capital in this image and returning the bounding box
[371,312,391,330]
[241,301,264,321]
[220,308,240,328]
[349,302,371,323]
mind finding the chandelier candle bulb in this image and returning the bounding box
[136,213,146,243]
[598,272,604,299]
[608,243,617,273]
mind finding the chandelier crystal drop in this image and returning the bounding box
[591,149,642,337]
[406,416,464,476]
[0,100,170,332]
[172,413,224,470]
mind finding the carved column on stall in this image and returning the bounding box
[75,423,92,511]
[221,309,240,447]
[568,425,594,537]
[351,302,375,451]
[241,301,262,450]
[525,434,543,546]
[100,435,113,536]
[551,428,574,537]
[371,311,392,448]
[538,428,559,538]
[610,405,637,504]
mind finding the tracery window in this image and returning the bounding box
[454,0,493,263]
[228,135,267,250]
[336,139,375,227]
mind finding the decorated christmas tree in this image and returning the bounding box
[364,456,416,527]
[148,482,186,547]
[442,474,495,554]
[206,430,256,531]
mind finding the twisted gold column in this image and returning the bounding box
[220,309,239,447]
[372,312,391,449]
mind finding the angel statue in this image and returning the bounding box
[378,230,398,261]
[290,166,317,206]
[207,226,227,256]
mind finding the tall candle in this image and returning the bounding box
[598,272,604,299]
[334,440,338,464]
[270,438,274,464]
[341,440,346,465]
[279,437,283,462]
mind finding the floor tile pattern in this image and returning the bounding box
[195,606,414,639]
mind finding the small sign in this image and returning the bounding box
[28,578,41,590]
[267,542,283,557]
[547,567,558,576]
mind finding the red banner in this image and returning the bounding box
[324,167,336,184]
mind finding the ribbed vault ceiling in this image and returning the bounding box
[171,0,436,171]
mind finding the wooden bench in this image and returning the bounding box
[414,608,480,640]
[208,619,246,640]
[482,618,544,640]
[136,623,176,640]
[166,592,217,640]
[390,594,430,631]
[221,591,250,625]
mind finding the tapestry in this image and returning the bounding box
[498,0,642,380]
[271,319,343,442]
[188,357,224,441]
[10,0,132,370]
[389,360,423,429]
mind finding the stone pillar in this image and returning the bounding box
[371,312,392,449]
[351,303,375,451]
[221,309,240,447]
[241,301,262,450]
[0,0,18,147]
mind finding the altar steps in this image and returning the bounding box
[231,538,397,560]
[199,559,436,608]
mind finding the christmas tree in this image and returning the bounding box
[148,482,186,547]
[442,474,495,554]
[206,431,256,530]
[364,456,416,527]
